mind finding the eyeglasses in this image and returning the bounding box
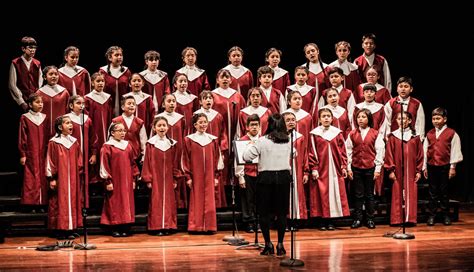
[114,129,127,133]
[26,46,37,50]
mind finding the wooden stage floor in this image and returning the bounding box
[1,207,474,271]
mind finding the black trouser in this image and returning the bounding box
[240,174,257,224]
[257,171,290,244]
[352,167,375,220]
[427,164,450,216]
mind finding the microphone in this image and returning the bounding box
[80,104,85,111]
[231,101,237,105]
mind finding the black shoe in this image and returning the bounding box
[111,231,121,237]
[351,220,362,229]
[319,225,327,231]
[327,224,335,231]
[276,243,286,256]
[443,216,452,226]
[366,219,376,229]
[427,216,435,226]
[156,231,165,236]
[245,224,255,233]
[260,242,274,255]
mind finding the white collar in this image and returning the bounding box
[21,55,32,65]
[288,83,312,96]
[50,134,77,149]
[156,111,183,126]
[310,126,341,141]
[436,125,447,133]
[100,65,128,79]
[304,61,327,75]
[194,108,218,122]
[39,84,66,97]
[85,90,111,104]
[66,112,89,124]
[123,91,150,105]
[177,65,204,82]
[291,129,303,141]
[212,87,237,99]
[361,82,385,91]
[186,132,217,146]
[322,104,346,119]
[241,106,268,118]
[147,135,176,151]
[139,69,166,85]
[356,101,383,113]
[173,91,197,105]
[224,64,248,79]
[58,65,84,78]
[24,111,46,126]
[105,138,129,150]
[392,128,415,141]
[270,66,288,81]
[283,108,309,121]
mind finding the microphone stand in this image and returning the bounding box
[281,129,304,267]
[393,101,415,240]
[75,105,97,250]
[223,101,247,246]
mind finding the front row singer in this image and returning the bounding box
[243,113,291,256]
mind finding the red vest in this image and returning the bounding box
[349,128,379,169]
[12,57,41,101]
[426,128,455,166]
[388,97,421,132]
[241,134,258,177]
[354,54,387,87]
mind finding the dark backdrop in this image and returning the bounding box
[1,7,472,201]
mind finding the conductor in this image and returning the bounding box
[243,113,291,256]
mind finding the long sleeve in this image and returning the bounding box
[99,145,112,184]
[423,138,428,170]
[242,142,259,162]
[45,141,58,180]
[18,117,28,157]
[384,137,395,173]
[450,132,463,167]
[415,103,425,140]
[182,139,193,181]
[141,144,153,183]
[279,93,287,113]
[384,101,393,137]
[415,138,424,173]
[345,135,353,171]
[88,119,99,156]
[139,125,148,157]
[374,133,385,172]
[383,61,392,92]
[337,134,348,169]
[9,64,25,106]
[347,94,356,128]
[308,135,319,171]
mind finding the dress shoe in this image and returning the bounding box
[319,225,327,231]
[427,216,435,226]
[245,224,255,233]
[366,219,376,229]
[276,243,286,256]
[111,231,121,237]
[260,242,274,255]
[351,220,362,229]
[327,224,335,231]
[443,216,452,226]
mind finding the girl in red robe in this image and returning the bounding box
[309,108,350,230]
[283,90,313,148]
[175,47,210,97]
[238,87,271,137]
[85,73,113,185]
[302,43,329,94]
[354,66,391,105]
[99,46,132,116]
[183,113,220,233]
[328,41,361,93]
[353,83,386,133]
[384,112,424,225]
[265,48,291,94]
[46,115,83,239]
[100,122,139,237]
[140,50,170,112]
[172,74,199,135]
[194,91,227,208]
[257,66,286,115]
[66,95,98,207]
[223,46,254,100]
[18,94,49,207]
[142,117,181,236]
[285,66,319,117]
[122,73,155,137]
[58,46,91,97]
[36,66,70,137]
[321,88,352,139]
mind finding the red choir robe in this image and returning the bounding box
[174,91,199,135]
[304,61,329,96]
[384,96,425,139]
[260,86,286,115]
[194,108,228,208]
[85,90,113,183]
[18,111,49,205]
[328,60,361,93]
[291,131,309,220]
[66,112,98,206]
[238,105,271,137]
[141,136,181,231]
[286,83,319,118]
[223,64,254,101]
[123,91,155,137]
[36,84,70,137]
[175,66,211,97]
[99,65,132,116]
[183,132,220,232]
[58,65,91,96]
[308,126,350,218]
[112,114,146,161]
[384,129,424,225]
[100,139,138,225]
[9,56,42,107]
[212,87,245,186]
[270,66,291,94]
[140,69,170,112]
[354,53,391,91]
[283,108,312,148]
[355,83,392,105]
[353,101,386,132]
[321,105,352,139]
[320,86,356,124]
[156,111,187,209]
[46,135,83,230]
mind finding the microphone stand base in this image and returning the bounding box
[280,258,305,267]
[222,234,245,242]
[393,233,415,240]
[74,243,97,250]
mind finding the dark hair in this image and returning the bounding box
[68,95,83,110]
[362,33,377,43]
[54,115,70,137]
[21,36,37,47]
[363,83,377,92]
[303,43,327,79]
[327,67,344,77]
[257,65,274,79]
[246,114,260,126]
[152,116,173,145]
[161,93,176,109]
[396,111,416,135]
[199,90,213,101]
[60,46,80,69]
[108,122,123,139]
[121,95,135,107]
[397,76,412,86]
[192,113,208,126]
[432,107,447,118]
[356,108,374,128]
[105,46,125,74]
[27,93,42,106]
[265,113,288,143]
[91,72,104,82]
[265,48,282,64]
[247,87,263,106]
